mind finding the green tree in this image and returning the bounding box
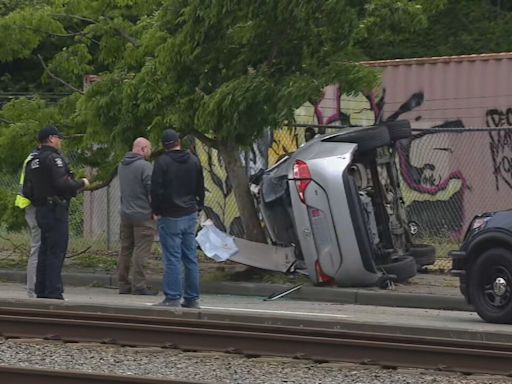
[0,0,441,241]
[358,0,512,59]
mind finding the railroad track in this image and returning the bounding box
[0,365,205,384]
[0,306,511,377]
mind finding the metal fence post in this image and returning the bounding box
[106,183,111,250]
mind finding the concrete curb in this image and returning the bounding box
[0,269,472,312]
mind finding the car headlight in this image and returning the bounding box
[471,217,489,231]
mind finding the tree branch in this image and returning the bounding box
[14,24,88,38]
[51,13,140,47]
[192,129,218,149]
[0,233,28,257]
[51,13,97,24]
[37,54,84,95]
[0,117,14,124]
[87,166,118,191]
[115,27,140,47]
[65,246,92,259]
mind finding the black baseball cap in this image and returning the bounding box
[37,126,64,143]
[161,128,179,147]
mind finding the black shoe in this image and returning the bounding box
[181,300,200,309]
[119,287,131,294]
[132,288,158,296]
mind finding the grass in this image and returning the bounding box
[0,228,459,282]
[413,237,460,272]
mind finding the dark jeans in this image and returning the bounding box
[35,204,69,299]
[158,213,199,302]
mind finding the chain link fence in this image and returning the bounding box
[196,126,512,271]
[2,127,511,272]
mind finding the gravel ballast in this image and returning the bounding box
[0,339,508,384]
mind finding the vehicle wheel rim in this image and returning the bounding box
[482,266,512,309]
[408,221,419,235]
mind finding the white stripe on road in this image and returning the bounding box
[201,306,349,318]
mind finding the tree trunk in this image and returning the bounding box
[218,141,266,243]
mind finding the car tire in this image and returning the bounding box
[469,248,512,324]
[342,126,391,153]
[409,243,436,267]
[385,120,412,142]
[378,255,417,283]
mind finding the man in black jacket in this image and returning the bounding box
[151,129,205,308]
[23,126,89,299]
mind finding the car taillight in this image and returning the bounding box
[293,160,311,204]
[315,260,334,285]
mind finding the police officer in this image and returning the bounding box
[23,126,90,300]
[15,146,41,298]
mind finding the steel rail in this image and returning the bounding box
[0,365,208,384]
[0,306,510,376]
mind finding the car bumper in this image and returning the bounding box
[290,157,381,287]
[449,250,468,300]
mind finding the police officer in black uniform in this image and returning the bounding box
[23,126,89,299]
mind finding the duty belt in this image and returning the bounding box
[47,196,67,205]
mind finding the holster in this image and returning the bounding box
[48,197,69,220]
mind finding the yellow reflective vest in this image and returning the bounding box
[14,151,38,209]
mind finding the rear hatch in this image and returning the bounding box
[259,156,299,248]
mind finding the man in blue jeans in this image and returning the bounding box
[151,129,205,308]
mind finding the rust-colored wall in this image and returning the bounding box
[379,54,512,238]
[295,53,512,239]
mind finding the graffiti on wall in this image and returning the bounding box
[380,92,468,237]
[486,108,512,190]
[194,141,245,237]
[200,84,473,240]
[396,122,468,237]
[298,86,469,237]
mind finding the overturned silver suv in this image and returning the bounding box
[250,122,436,287]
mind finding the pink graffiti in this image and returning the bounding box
[313,85,382,126]
[314,86,342,125]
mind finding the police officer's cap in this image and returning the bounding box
[161,129,179,148]
[38,126,64,143]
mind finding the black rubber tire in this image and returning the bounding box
[409,243,436,267]
[469,248,512,324]
[378,255,417,283]
[385,120,412,141]
[328,126,391,153]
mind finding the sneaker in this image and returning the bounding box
[118,287,131,294]
[38,295,64,300]
[181,300,200,309]
[153,298,181,307]
[132,288,158,296]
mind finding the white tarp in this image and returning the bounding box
[196,219,296,272]
[196,220,239,262]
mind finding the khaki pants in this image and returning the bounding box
[118,216,155,291]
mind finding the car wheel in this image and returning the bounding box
[341,126,391,153]
[378,255,417,283]
[385,120,412,142]
[409,243,436,267]
[469,248,512,324]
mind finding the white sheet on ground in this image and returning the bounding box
[196,219,296,272]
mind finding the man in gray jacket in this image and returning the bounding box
[118,137,157,295]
